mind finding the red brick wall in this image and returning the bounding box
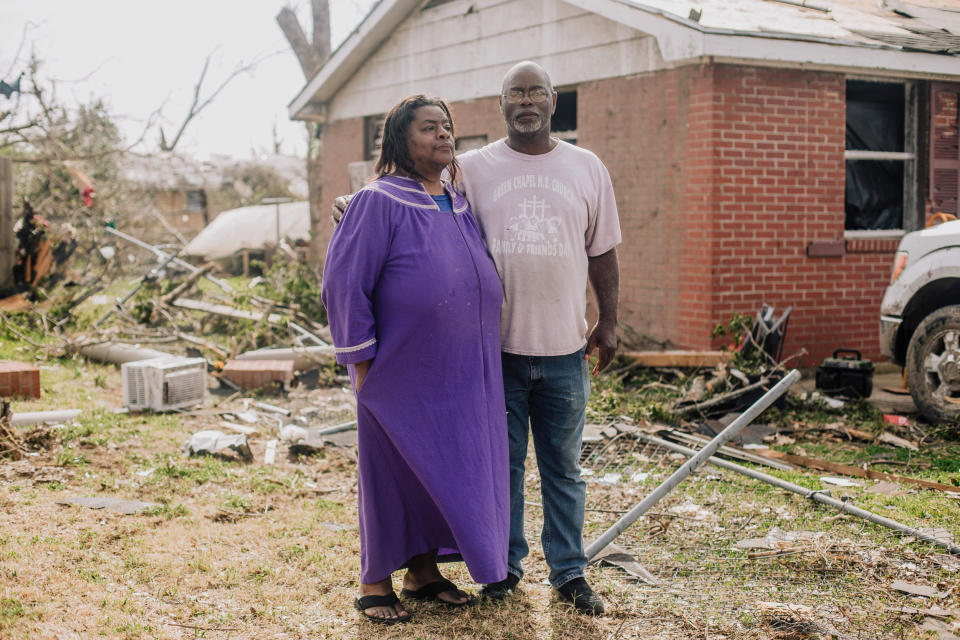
[450,96,508,145]
[315,118,366,264]
[709,65,891,364]
[578,66,717,349]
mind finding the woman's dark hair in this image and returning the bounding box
[374,94,460,186]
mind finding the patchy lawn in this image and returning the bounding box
[0,337,958,639]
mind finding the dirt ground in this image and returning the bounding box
[1,349,959,639]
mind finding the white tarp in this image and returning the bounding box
[184,201,310,260]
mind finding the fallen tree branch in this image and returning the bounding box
[160,264,213,306]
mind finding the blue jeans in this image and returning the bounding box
[501,348,590,588]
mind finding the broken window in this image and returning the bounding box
[844,80,917,232]
[456,135,487,152]
[551,90,577,144]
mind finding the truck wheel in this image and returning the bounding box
[906,305,960,423]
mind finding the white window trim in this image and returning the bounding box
[844,150,915,161]
[843,229,906,239]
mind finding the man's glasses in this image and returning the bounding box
[502,87,552,103]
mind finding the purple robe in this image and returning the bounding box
[321,174,509,585]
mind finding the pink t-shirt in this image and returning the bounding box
[458,139,621,356]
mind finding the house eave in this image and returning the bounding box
[288,0,421,122]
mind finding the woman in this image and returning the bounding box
[321,95,509,624]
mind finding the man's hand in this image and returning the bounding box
[585,321,618,375]
[586,247,619,375]
[331,194,351,226]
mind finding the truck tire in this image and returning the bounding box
[906,305,960,423]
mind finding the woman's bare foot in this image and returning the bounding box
[359,577,409,621]
[403,551,470,605]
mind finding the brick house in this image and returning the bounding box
[288,0,960,364]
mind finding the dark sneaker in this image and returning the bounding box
[480,573,520,601]
[556,577,604,615]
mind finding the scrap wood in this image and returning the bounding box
[0,400,24,460]
[0,293,30,312]
[891,580,949,599]
[172,297,286,325]
[672,373,781,417]
[877,431,919,451]
[755,449,960,494]
[621,350,729,368]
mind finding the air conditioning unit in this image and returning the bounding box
[121,357,207,411]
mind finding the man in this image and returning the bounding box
[458,61,621,615]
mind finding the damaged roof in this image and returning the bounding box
[623,0,960,54]
[289,0,960,121]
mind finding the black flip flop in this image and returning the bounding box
[400,579,476,607]
[354,592,412,624]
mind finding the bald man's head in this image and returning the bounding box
[499,61,557,140]
[501,61,553,95]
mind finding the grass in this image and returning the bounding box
[0,342,958,638]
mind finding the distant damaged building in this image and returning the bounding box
[288,0,960,363]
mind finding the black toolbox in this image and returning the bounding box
[815,349,874,399]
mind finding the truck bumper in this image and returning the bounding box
[879,315,903,363]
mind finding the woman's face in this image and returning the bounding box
[405,105,454,174]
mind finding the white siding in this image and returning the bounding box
[327,0,658,121]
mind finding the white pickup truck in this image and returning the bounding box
[880,219,960,423]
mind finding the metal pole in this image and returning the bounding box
[585,369,801,561]
[104,227,233,293]
[636,432,960,555]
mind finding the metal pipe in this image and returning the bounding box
[313,420,357,436]
[636,432,960,556]
[12,410,81,426]
[585,369,801,560]
[104,227,233,293]
[79,342,171,365]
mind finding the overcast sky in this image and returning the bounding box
[0,1,377,159]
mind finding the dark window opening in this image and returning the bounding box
[845,80,906,231]
[551,90,577,143]
[456,135,487,152]
[185,189,207,212]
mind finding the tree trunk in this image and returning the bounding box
[0,158,13,292]
[312,0,331,62]
[307,123,326,270]
[277,7,321,78]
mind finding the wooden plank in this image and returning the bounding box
[172,298,286,325]
[666,431,795,471]
[622,350,728,368]
[757,449,960,494]
[0,158,13,291]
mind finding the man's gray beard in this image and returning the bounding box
[512,115,543,134]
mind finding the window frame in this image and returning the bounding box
[843,78,919,238]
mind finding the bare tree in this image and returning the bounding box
[276,2,331,268]
[158,51,270,152]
